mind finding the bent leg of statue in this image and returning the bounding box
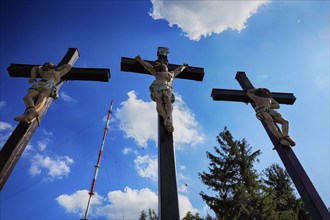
[264,113,290,146]
[163,95,174,132]
[14,89,39,122]
[34,90,51,110]
[24,106,39,124]
[274,116,295,146]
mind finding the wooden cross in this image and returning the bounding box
[121,47,204,220]
[0,48,110,190]
[211,71,330,220]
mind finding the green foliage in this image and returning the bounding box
[199,127,265,219]
[139,209,158,220]
[181,211,212,220]
[199,127,311,220]
[263,164,311,220]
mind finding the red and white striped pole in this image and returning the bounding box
[83,100,113,220]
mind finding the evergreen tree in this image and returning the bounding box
[263,163,311,220]
[182,211,194,220]
[139,210,147,220]
[199,127,270,219]
[181,211,204,220]
[147,208,158,220]
[139,209,158,220]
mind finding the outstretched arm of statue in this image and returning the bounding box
[28,66,40,83]
[246,89,257,101]
[173,63,189,78]
[58,64,72,77]
[135,55,156,75]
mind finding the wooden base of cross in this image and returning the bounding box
[158,115,180,220]
[211,71,330,220]
[0,48,110,190]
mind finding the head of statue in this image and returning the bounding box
[255,88,271,98]
[154,60,168,72]
[42,62,57,71]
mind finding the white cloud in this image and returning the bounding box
[57,187,198,219]
[178,194,199,217]
[172,94,204,149]
[114,90,204,149]
[0,121,14,148]
[115,91,157,148]
[122,146,138,155]
[0,121,13,131]
[134,154,158,182]
[60,91,77,103]
[97,187,158,219]
[149,0,270,41]
[0,101,7,110]
[29,153,74,179]
[56,189,103,216]
[37,138,50,152]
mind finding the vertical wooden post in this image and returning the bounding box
[158,115,180,220]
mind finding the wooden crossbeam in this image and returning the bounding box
[121,57,204,81]
[211,88,296,105]
[7,64,109,82]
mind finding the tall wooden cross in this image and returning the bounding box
[0,48,110,190]
[211,71,330,220]
[121,47,204,220]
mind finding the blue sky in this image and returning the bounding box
[0,0,329,219]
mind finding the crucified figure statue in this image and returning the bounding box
[246,88,296,147]
[135,55,188,132]
[14,62,72,124]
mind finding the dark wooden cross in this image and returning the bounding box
[121,47,204,220]
[0,48,110,190]
[211,71,330,220]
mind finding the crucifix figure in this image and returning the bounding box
[211,71,329,220]
[246,88,295,147]
[121,47,204,220]
[14,62,72,124]
[0,48,110,190]
[134,50,189,132]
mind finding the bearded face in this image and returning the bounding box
[255,88,271,98]
[42,62,56,71]
[154,61,167,72]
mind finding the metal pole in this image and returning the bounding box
[83,100,113,220]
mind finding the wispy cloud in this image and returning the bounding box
[0,121,14,148]
[114,90,204,149]
[149,0,270,41]
[122,146,138,155]
[0,101,7,110]
[134,154,158,182]
[60,91,77,103]
[0,121,13,131]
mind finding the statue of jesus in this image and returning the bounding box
[14,62,72,124]
[246,88,296,147]
[135,55,188,132]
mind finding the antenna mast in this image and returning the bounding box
[83,100,114,220]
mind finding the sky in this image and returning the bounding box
[0,0,329,219]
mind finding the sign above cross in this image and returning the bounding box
[0,48,110,190]
[211,71,329,220]
[121,47,204,220]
